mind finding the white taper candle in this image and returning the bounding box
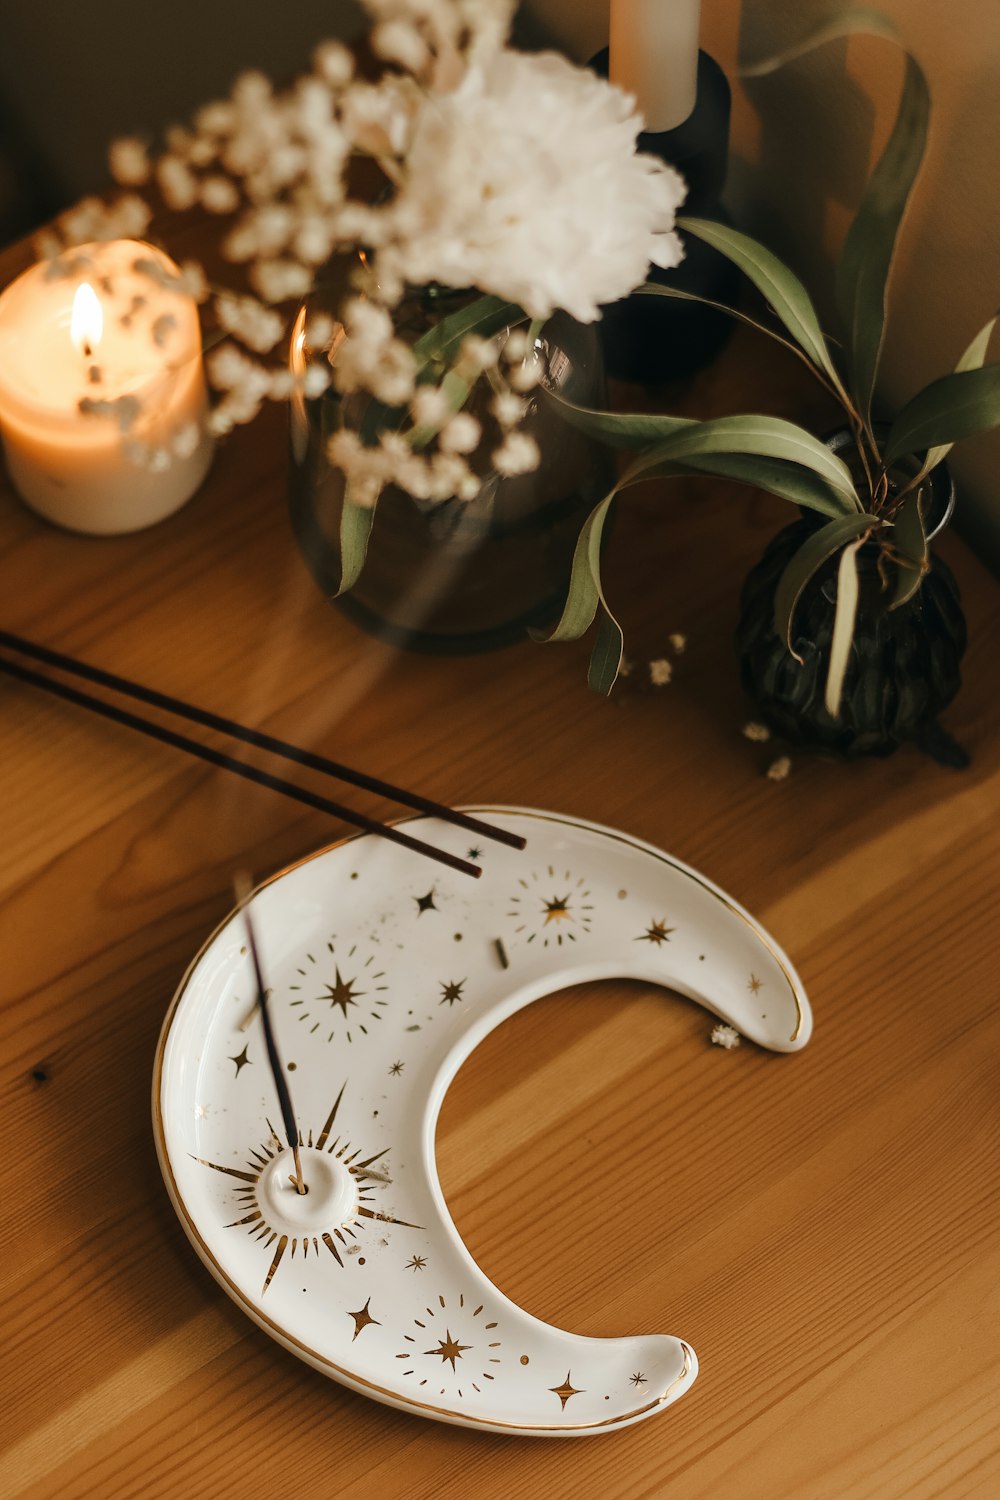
[610,0,702,132]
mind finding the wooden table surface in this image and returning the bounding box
[1,223,999,1500]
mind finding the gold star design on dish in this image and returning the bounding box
[542,894,572,925]
[389,1061,404,1076]
[748,973,764,994]
[439,979,466,1006]
[424,1330,472,1372]
[348,1297,380,1341]
[228,1045,251,1077]
[406,1254,428,1272]
[321,966,364,1018]
[549,1372,584,1409]
[629,1372,647,1387]
[636,919,674,946]
[415,889,438,915]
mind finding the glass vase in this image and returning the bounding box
[288,284,614,654]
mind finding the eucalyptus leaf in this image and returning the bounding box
[677,217,843,392]
[825,535,865,716]
[544,390,694,449]
[835,51,930,419]
[922,313,998,473]
[619,447,849,517]
[617,445,854,518]
[545,391,860,507]
[532,491,616,644]
[640,415,860,506]
[531,442,687,690]
[884,362,1000,465]
[635,280,833,386]
[411,295,523,369]
[409,367,473,450]
[740,6,898,77]
[889,486,927,610]
[587,609,625,695]
[773,513,877,659]
[684,453,854,517]
[331,496,375,597]
[599,445,846,516]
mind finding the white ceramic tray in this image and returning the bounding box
[154,807,811,1436]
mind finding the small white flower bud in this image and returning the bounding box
[109,137,151,186]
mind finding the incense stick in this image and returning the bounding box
[235,875,306,1195]
[0,653,483,878]
[0,629,525,852]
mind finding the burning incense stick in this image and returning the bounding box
[235,873,306,1195]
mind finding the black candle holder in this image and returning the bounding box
[592,47,740,385]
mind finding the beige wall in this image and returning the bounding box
[527,1,1000,565]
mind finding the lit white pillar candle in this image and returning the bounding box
[0,240,213,535]
[610,0,702,132]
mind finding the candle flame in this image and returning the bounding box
[71,282,103,356]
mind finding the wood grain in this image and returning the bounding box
[1,226,998,1499]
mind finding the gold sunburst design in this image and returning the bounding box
[195,1083,420,1295]
[395,1294,502,1398]
[507,865,594,948]
[288,937,389,1044]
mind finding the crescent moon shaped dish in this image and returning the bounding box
[154,807,811,1436]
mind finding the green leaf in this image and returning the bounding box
[635,280,836,387]
[544,391,694,450]
[835,51,930,418]
[546,390,861,508]
[530,484,625,695]
[409,366,473,450]
[331,497,375,597]
[889,486,928,610]
[669,451,853,518]
[531,443,681,692]
[922,314,998,473]
[605,442,853,518]
[825,535,866,717]
[411,295,523,369]
[532,491,617,644]
[884,362,1000,465]
[739,9,928,422]
[638,416,860,506]
[740,7,898,77]
[773,513,877,660]
[676,217,843,392]
[587,609,625,695]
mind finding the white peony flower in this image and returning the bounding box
[373,49,686,322]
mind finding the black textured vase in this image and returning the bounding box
[735,465,968,763]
